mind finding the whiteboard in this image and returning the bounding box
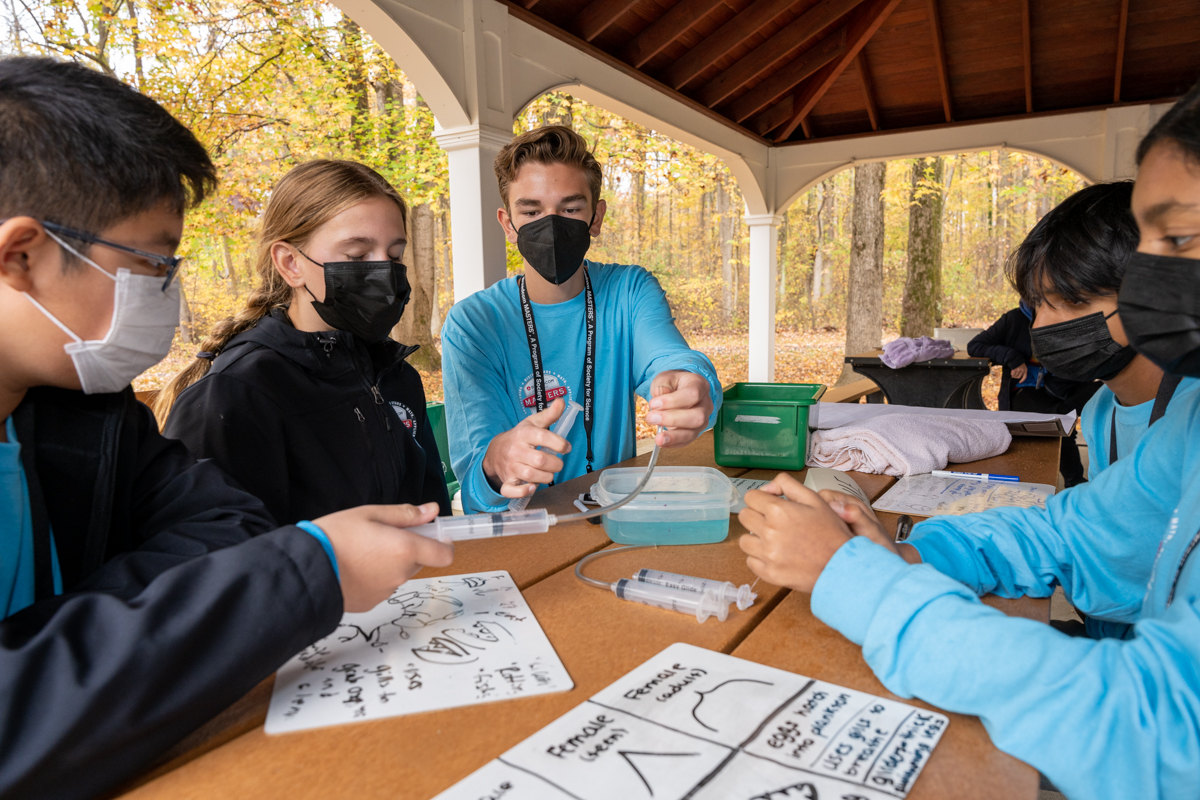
[436,642,948,800]
[871,474,1055,516]
[265,571,572,734]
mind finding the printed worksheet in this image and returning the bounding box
[435,643,948,800]
[871,474,1055,516]
[265,571,572,734]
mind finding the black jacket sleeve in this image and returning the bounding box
[0,527,341,800]
[410,381,453,516]
[0,392,343,800]
[164,371,292,526]
[967,309,1028,370]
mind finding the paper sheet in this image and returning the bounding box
[729,477,770,513]
[871,474,1056,516]
[815,402,1076,436]
[265,571,572,734]
[436,643,948,800]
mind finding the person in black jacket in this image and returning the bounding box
[0,58,453,800]
[156,160,451,524]
[969,306,1098,486]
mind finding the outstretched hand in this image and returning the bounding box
[647,370,713,448]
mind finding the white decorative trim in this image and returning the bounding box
[433,123,514,153]
[743,212,784,227]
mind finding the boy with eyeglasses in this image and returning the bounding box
[0,58,453,799]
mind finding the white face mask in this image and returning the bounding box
[24,230,180,394]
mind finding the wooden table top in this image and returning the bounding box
[115,431,1058,800]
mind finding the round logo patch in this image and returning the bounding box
[518,371,572,414]
[389,401,418,436]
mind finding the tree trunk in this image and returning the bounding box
[811,181,828,312]
[178,283,195,345]
[900,157,945,338]
[717,178,734,321]
[221,236,238,292]
[340,14,370,153]
[393,203,440,370]
[840,162,886,385]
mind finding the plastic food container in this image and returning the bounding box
[714,382,826,470]
[591,467,734,546]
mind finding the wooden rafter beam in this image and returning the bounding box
[663,0,798,90]
[697,0,867,108]
[620,0,727,68]
[727,29,846,122]
[1021,0,1032,112]
[1113,0,1129,102]
[927,0,952,122]
[765,0,901,142]
[856,52,879,129]
[800,116,814,137]
[575,0,642,42]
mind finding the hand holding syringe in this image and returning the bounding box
[408,430,662,542]
[508,400,583,513]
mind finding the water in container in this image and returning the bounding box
[590,466,734,545]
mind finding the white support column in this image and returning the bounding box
[433,123,513,301]
[745,213,783,383]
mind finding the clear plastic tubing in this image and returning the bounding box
[509,400,585,513]
[612,578,729,623]
[407,509,556,542]
[633,569,758,611]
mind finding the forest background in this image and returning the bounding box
[1,0,1087,423]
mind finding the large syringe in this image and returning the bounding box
[407,427,662,542]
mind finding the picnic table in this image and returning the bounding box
[114,431,1059,800]
[845,349,992,409]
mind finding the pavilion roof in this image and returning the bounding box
[501,0,1200,145]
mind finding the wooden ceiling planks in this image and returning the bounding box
[503,0,1200,145]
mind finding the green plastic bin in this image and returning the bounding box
[425,402,460,498]
[714,382,826,470]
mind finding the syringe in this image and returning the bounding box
[612,578,729,623]
[408,434,663,541]
[407,509,555,541]
[509,400,584,513]
[633,569,758,611]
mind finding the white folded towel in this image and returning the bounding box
[807,413,1012,476]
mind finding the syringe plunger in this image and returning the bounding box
[633,568,758,611]
[407,509,554,542]
[613,578,729,623]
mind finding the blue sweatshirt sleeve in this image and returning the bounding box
[811,537,1200,800]
[809,403,1200,799]
[908,413,1185,623]
[626,268,722,428]
[441,303,516,514]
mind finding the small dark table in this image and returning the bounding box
[845,349,992,409]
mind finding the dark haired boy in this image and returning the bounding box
[440,125,720,513]
[1004,181,1200,480]
[0,57,451,799]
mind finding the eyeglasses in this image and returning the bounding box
[41,221,185,291]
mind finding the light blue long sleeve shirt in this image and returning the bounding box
[441,262,721,513]
[1081,377,1200,479]
[810,390,1200,800]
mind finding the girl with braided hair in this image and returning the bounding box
[157,159,450,524]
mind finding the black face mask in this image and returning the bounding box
[1119,251,1200,378]
[299,250,411,343]
[515,214,593,285]
[1029,310,1137,382]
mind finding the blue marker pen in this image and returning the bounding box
[932,470,1020,483]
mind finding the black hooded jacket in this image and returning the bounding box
[0,386,342,800]
[164,309,451,524]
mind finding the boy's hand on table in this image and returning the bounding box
[315,503,454,612]
[738,474,908,592]
[482,398,570,498]
[647,370,713,448]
